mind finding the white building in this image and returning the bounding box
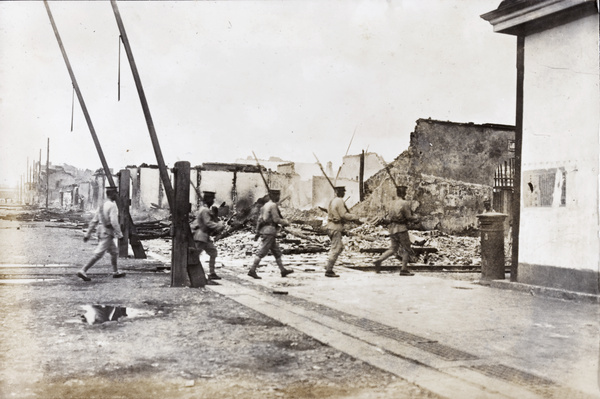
[482,0,599,294]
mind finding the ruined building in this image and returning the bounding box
[356,119,515,234]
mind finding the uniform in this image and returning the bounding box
[325,187,359,277]
[193,193,225,279]
[77,187,125,281]
[248,190,294,279]
[374,186,416,275]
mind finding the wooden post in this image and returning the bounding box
[38,149,41,199]
[46,138,49,209]
[118,169,130,257]
[26,157,29,204]
[111,0,206,284]
[511,36,524,282]
[171,161,206,287]
[359,150,365,201]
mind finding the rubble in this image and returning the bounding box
[3,202,487,266]
[0,207,88,225]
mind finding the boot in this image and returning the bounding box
[374,260,382,274]
[324,259,338,277]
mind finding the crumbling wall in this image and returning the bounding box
[409,119,514,186]
[336,152,386,182]
[78,182,93,210]
[136,166,172,210]
[128,167,141,210]
[357,172,490,234]
[234,171,264,213]
[139,167,161,210]
[280,162,325,181]
[358,118,512,234]
[200,170,235,209]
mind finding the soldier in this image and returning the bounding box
[77,186,125,281]
[324,186,360,278]
[374,185,419,276]
[192,191,226,280]
[248,189,294,279]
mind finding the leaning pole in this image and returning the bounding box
[43,0,146,258]
[110,0,207,287]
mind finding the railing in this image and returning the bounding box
[493,158,515,189]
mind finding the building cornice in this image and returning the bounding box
[481,0,597,36]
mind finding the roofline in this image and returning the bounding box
[416,118,515,131]
[481,0,597,36]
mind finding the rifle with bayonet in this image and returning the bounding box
[382,160,401,190]
[251,152,319,243]
[313,152,361,224]
[379,161,421,229]
[312,152,337,192]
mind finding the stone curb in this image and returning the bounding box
[488,280,600,304]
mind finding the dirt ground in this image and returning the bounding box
[0,216,444,399]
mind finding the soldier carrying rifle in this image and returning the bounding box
[324,185,361,278]
[313,152,363,278]
[247,152,294,280]
[192,191,225,280]
[247,189,295,280]
[373,185,419,276]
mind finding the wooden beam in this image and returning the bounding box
[171,161,207,287]
[511,36,524,282]
[118,169,130,257]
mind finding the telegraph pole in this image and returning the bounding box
[111,0,206,286]
[44,1,146,258]
[46,137,49,209]
[38,149,42,203]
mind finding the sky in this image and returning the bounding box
[0,0,516,188]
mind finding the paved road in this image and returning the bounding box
[205,256,600,399]
[2,220,598,399]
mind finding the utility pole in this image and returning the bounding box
[111,0,206,286]
[46,138,50,209]
[44,1,145,258]
[511,36,524,282]
[359,150,365,202]
[109,1,174,209]
[38,149,42,203]
[27,157,29,205]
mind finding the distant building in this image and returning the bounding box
[0,185,19,204]
[39,164,95,209]
[482,0,599,294]
[336,152,387,182]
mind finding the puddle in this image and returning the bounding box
[0,278,57,284]
[79,305,156,325]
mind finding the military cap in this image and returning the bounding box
[268,189,281,195]
[202,191,216,198]
[106,186,118,193]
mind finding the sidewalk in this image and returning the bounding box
[208,256,600,399]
